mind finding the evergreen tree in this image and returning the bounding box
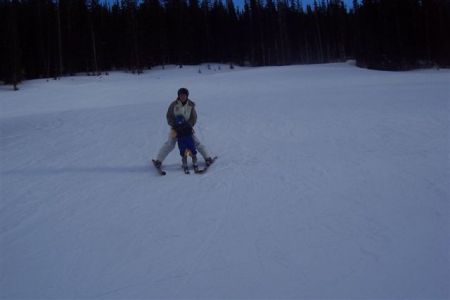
[2,0,449,87]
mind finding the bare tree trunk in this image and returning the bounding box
[10,0,20,90]
[56,0,63,78]
[88,6,99,75]
[90,26,98,75]
[314,13,324,62]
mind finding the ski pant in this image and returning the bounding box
[156,131,210,162]
[177,135,197,157]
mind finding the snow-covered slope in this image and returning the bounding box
[1,63,449,299]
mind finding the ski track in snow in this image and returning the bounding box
[1,63,449,299]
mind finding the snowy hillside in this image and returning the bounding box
[1,63,449,299]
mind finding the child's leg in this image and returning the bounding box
[182,156,188,168]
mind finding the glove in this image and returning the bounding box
[170,128,177,138]
[174,123,193,137]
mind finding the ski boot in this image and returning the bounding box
[182,156,190,174]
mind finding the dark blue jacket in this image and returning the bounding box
[174,116,197,157]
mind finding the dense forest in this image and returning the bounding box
[1,0,449,88]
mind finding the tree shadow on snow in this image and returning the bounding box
[3,165,151,175]
[1,163,185,176]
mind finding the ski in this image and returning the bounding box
[152,157,216,175]
[152,159,166,176]
[193,165,200,173]
[195,156,218,174]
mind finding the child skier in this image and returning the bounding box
[174,115,198,173]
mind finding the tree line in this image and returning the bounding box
[1,0,449,89]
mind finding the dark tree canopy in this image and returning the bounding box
[1,0,449,86]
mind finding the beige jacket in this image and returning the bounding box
[166,98,197,128]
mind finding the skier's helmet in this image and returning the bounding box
[175,115,186,125]
[177,87,189,97]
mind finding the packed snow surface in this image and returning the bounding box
[1,63,449,299]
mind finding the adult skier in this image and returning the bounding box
[152,87,215,174]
